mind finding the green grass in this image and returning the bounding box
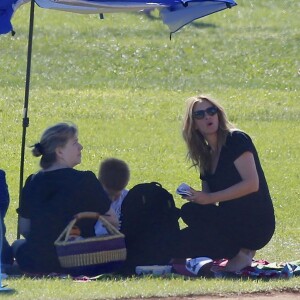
[0,0,299,298]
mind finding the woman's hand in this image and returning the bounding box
[183,188,212,205]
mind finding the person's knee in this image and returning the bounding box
[180,202,200,225]
[181,202,193,216]
[12,239,26,256]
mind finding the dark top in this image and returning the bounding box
[0,169,9,218]
[201,131,275,224]
[17,168,111,273]
[0,169,13,265]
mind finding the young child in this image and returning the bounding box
[94,158,130,236]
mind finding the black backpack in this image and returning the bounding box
[119,182,180,274]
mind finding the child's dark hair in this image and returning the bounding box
[99,158,130,191]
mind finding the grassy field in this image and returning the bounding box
[0,0,299,298]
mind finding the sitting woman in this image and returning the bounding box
[178,95,275,272]
[13,122,118,274]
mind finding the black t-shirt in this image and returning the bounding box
[201,131,275,223]
[17,168,111,272]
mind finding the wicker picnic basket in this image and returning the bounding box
[54,212,126,276]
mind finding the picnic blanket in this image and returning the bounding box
[4,258,300,280]
[172,257,300,279]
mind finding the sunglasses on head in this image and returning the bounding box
[193,106,218,120]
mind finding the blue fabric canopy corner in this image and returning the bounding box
[0,0,28,34]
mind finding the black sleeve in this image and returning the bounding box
[68,171,111,217]
[227,131,255,162]
[16,174,34,218]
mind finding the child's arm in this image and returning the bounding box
[101,207,119,229]
[75,208,119,229]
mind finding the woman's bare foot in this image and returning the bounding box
[224,248,256,272]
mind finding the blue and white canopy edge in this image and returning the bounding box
[0,0,237,34]
[160,0,237,33]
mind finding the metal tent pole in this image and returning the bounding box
[17,0,35,239]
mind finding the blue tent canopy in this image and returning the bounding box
[1,0,237,34]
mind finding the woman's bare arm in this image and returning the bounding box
[188,152,259,205]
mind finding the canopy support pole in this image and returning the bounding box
[17,0,35,239]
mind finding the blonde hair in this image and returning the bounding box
[32,122,78,169]
[182,95,235,173]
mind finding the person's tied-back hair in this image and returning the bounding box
[31,122,78,170]
[182,95,235,174]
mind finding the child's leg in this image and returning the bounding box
[1,235,14,266]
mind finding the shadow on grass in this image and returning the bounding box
[134,11,217,29]
[0,287,16,294]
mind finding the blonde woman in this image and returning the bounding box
[13,122,118,274]
[179,95,275,272]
